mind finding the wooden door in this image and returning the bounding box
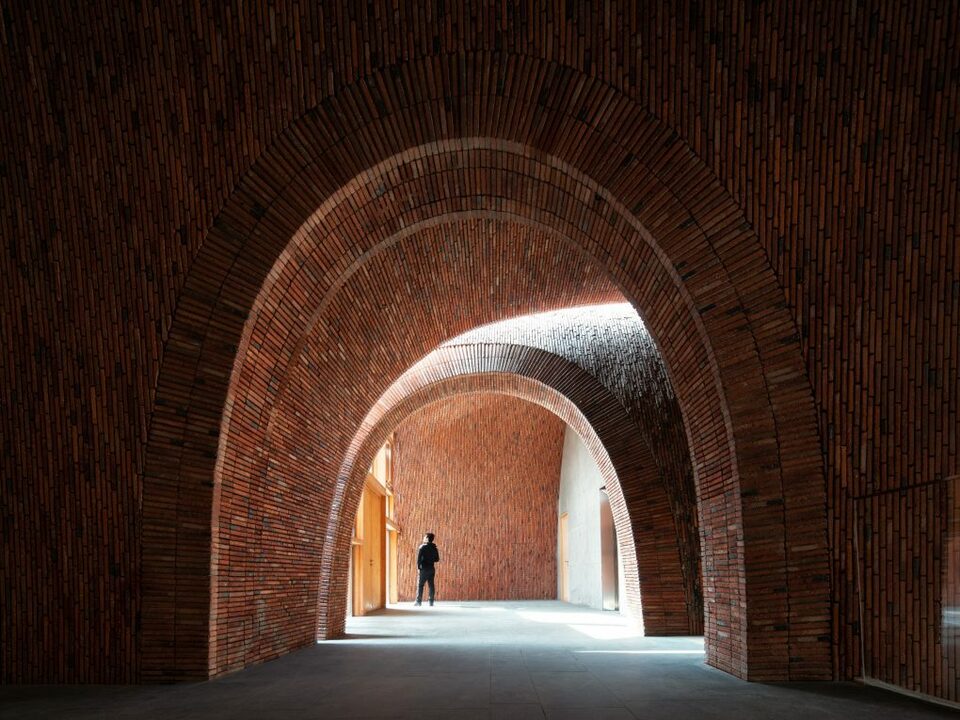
[388,528,399,604]
[361,489,385,613]
[351,543,363,617]
[352,484,386,615]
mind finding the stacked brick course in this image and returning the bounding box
[333,343,693,638]
[1,1,956,700]
[447,306,702,633]
[391,394,564,602]
[204,224,618,678]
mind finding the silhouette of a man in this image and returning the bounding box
[415,532,440,606]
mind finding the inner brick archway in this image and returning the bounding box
[143,59,830,682]
[325,345,699,641]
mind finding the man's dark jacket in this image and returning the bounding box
[417,541,440,570]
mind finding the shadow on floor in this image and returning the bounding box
[2,601,957,720]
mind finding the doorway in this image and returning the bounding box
[599,490,619,611]
[559,512,570,602]
[351,481,385,615]
[350,440,399,616]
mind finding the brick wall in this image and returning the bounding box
[1,1,956,698]
[334,343,695,638]
[447,306,702,633]
[392,394,564,601]
[155,122,831,682]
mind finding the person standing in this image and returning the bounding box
[415,532,440,606]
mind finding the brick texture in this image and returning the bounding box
[392,394,565,602]
[1,1,956,699]
[332,341,697,639]
[180,125,830,681]
[205,224,619,679]
[448,306,702,633]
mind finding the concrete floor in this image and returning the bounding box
[2,601,955,719]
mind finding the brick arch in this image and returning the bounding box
[209,222,619,676]
[143,58,829,681]
[327,343,700,639]
[442,304,702,617]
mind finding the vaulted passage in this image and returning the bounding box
[149,128,830,683]
[3,2,958,715]
[332,305,703,641]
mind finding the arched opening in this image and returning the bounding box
[142,59,829,682]
[327,304,701,641]
[598,489,620,612]
[335,373,651,630]
[352,392,639,619]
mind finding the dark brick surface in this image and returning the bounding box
[1,1,955,700]
[334,342,698,640]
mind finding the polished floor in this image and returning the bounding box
[2,601,955,719]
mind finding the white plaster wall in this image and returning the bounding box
[557,425,604,609]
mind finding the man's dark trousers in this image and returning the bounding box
[416,567,435,605]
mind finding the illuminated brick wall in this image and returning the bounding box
[392,394,565,601]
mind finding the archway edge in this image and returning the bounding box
[326,344,699,639]
[142,56,829,681]
[342,375,641,625]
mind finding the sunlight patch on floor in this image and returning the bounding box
[566,623,645,639]
[516,608,646,640]
[576,649,703,655]
[515,610,632,626]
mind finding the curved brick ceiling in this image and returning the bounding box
[338,303,702,631]
[444,303,700,610]
[325,338,701,645]
[205,222,623,677]
[329,370,651,635]
[4,2,954,700]
[143,78,829,684]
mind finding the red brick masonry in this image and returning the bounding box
[393,394,565,602]
[2,1,955,701]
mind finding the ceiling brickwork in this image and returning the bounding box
[332,342,698,643]
[1,2,955,700]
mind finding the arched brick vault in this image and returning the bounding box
[327,342,699,641]
[343,304,703,633]
[3,2,956,697]
[444,304,702,624]
[342,376,639,626]
[141,58,830,683]
[203,224,621,677]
